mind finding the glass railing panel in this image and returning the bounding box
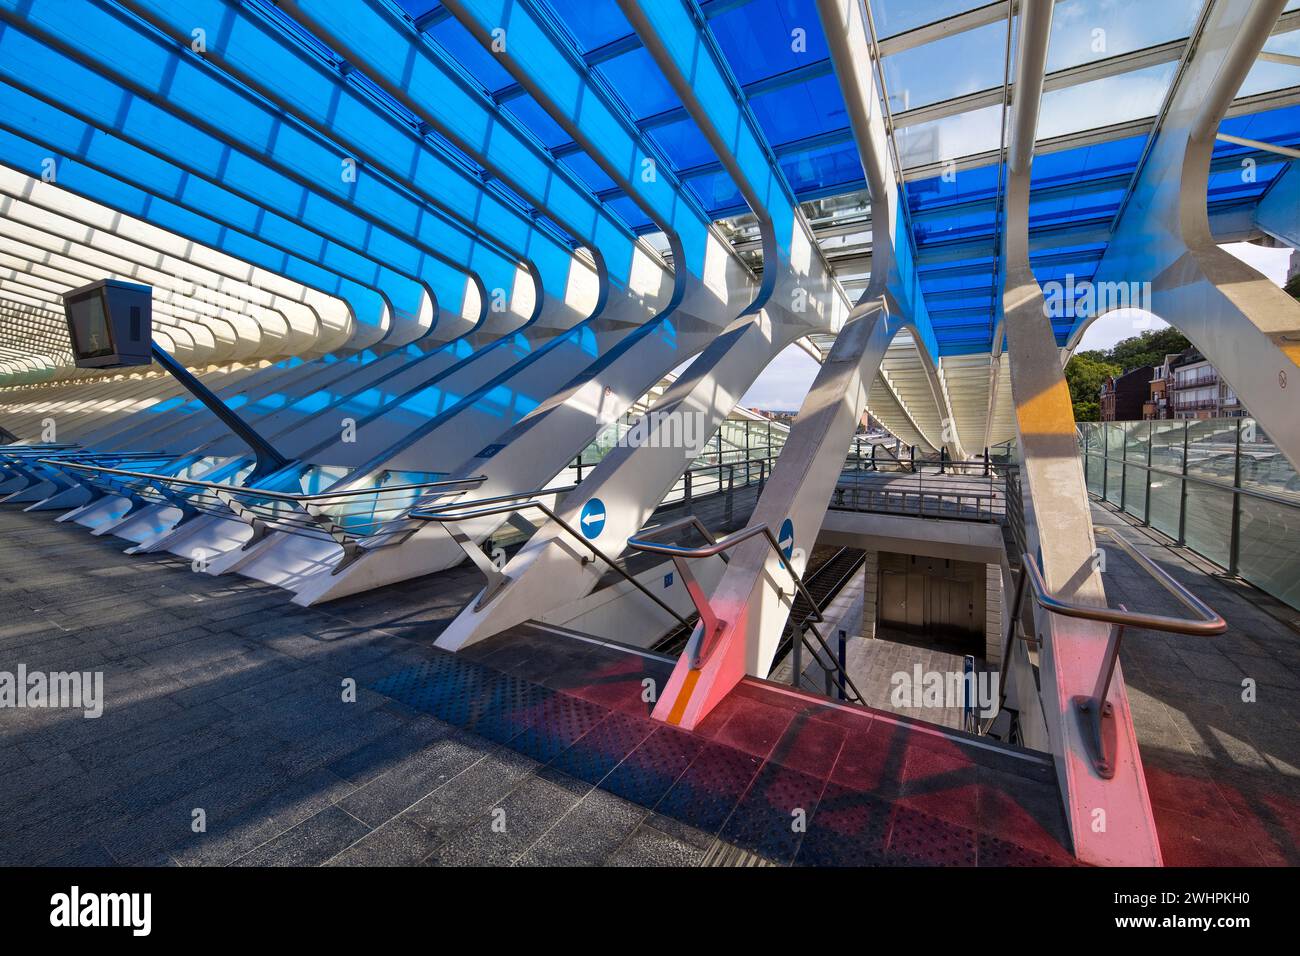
[1123,462,1148,522]
[1150,420,1185,473]
[1147,467,1181,539]
[1104,423,1124,502]
[1185,418,1237,483]
[1183,481,1233,568]
[1237,494,1300,609]
[1240,420,1300,502]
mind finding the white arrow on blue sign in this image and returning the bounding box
[579,498,607,539]
[778,517,795,561]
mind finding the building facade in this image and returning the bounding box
[1099,365,1154,421]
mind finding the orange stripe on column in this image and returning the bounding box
[1016,378,1075,436]
[666,668,702,726]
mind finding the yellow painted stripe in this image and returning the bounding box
[666,669,702,726]
[1281,342,1300,367]
[1015,378,1075,436]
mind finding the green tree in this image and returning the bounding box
[1072,400,1101,422]
[1108,327,1190,370]
[1064,352,1120,421]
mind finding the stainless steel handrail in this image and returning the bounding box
[626,520,864,704]
[409,496,690,628]
[1018,526,1225,637]
[1009,525,1226,778]
[43,460,486,504]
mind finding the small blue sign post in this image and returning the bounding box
[579,498,607,539]
[778,517,795,563]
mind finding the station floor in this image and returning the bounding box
[0,501,1294,866]
[1090,502,1300,866]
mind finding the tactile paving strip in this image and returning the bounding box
[371,654,499,728]
[719,761,827,865]
[977,833,1073,867]
[600,726,702,809]
[467,674,553,745]
[795,783,893,866]
[504,692,606,764]
[547,711,657,787]
[369,643,1071,867]
[654,742,762,835]
[886,805,979,866]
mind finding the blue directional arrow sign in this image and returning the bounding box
[778,517,795,562]
[579,498,607,539]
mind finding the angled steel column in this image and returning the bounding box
[1001,0,1161,866]
[1095,0,1299,470]
[641,0,937,727]
[425,0,784,639]
[431,0,849,642]
[209,0,693,595]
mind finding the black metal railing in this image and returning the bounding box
[626,519,864,706]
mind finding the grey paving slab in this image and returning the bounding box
[235,806,372,867]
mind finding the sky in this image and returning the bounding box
[741,241,1295,410]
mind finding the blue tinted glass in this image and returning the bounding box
[596,46,682,118]
[505,96,572,149]
[396,0,442,21]
[603,194,653,230]
[1030,136,1145,187]
[543,0,636,52]
[685,171,745,213]
[561,151,618,194]
[1219,104,1300,143]
[780,141,863,195]
[708,0,830,85]
[748,72,850,145]
[427,16,515,93]
[649,118,721,170]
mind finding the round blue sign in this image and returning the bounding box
[778,517,795,561]
[579,498,607,539]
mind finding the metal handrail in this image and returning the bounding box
[1082,451,1300,510]
[626,520,864,704]
[1009,525,1225,778]
[1019,526,1225,637]
[409,497,690,628]
[41,460,489,572]
[43,460,486,504]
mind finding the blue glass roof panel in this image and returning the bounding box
[647,117,723,171]
[684,170,746,214]
[559,151,618,194]
[424,15,517,93]
[707,0,831,86]
[780,141,865,196]
[542,0,636,53]
[596,46,684,119]
[747,71,850,145]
